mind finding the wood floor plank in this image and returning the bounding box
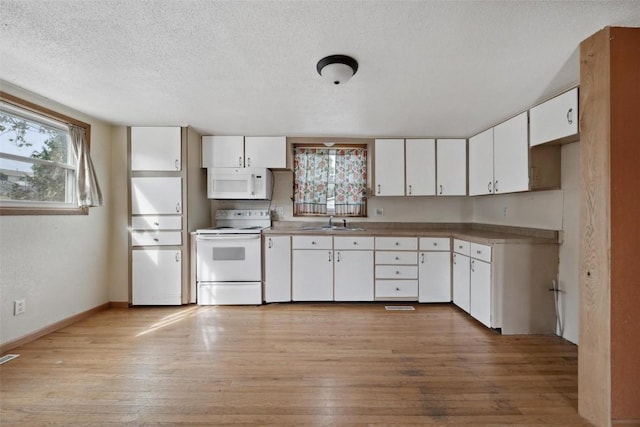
[0,303,590,425]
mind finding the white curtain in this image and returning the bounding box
[69,125,103,208]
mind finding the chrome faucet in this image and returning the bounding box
[328,216,334,228]
[343,218,347,228]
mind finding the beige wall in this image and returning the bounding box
[0,83,115,345]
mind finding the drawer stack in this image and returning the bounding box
[374,237,418,300]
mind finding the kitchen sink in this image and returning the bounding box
[301,225,365,232]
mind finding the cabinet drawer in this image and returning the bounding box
[292,235,332,250]
[334,236,374,250]
[131,216,182,230]
[453,239,470,255]
[375,237,418,251]
[375,280,418,298]
[376,251,417,265]
[375,265,418,279]
[131,231,182,246]
[419,237,451,251]
[470,243,492,263]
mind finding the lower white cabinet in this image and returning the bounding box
[292,236,333,301]
[418,237,451,303]
[374,237,418,300]
[132,249,182,305]
[469,257,492,327]
[334,236,374,301]
[264,236,291,303]
[452,252,470,313]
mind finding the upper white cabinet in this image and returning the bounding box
[202,135,244,168]
[469,112,529,196]
[530,87,579,147]
[202,135,286,168]
[436,139,467,196]
[493,112,529,194]
[405,139,436,196]
[131,177,182,215]
[244,137,287,168]
[131,126,181,171]
[374,139,405,196]
[468,128,495,196]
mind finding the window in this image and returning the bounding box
[0,93,92,215]
[293,145,367,216]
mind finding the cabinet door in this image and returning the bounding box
[131,177,182,215]
[132,249,182,305]
[374,139,405,196]
[131,127,181,171]
[208,135,244,168]
[452,253,470,313]
[470,258,492,328]
[264,236,291,303]
[436,139,467,196]
[244,136,286,168]
[468,128,494,196]
[530,87,578,147]
[418,251,451,303]
[292,250,333,301]
[405,139,436,196]
[493,112,529,194]
[335,250,374,301]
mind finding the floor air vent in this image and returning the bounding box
[385,306,415,311]
[0,354,20,365]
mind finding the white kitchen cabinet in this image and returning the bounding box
[334,236,374,301]
[131,231,182,246]
[469,257,492,328]
[493,112,529,194]
[131,216,182,230]
[374,139,405,196]
[468,113,529,196]
[374,237,418,300]
[418,237,451,303]
[244,136,287,168]
[436,139,467,196]
[292,236,333,301]
[264,235,291,303]
[405,139,436,196]
[131,177,182,215]
[130,126,181,172]
[468,128,495,196]
[132,249,182,305]
[452,252,470,313]
[202,135,244,168]
[530,87,579,147]
[202,135,286,169]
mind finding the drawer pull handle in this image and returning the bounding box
[153,238,159,242]
[494,180,499,193]
[377,184,381,194]
[488,181,492,193]
[154,222,160,226]
[175,252,180,262]
[311,241,316,245]
[408,184,412,195]
[175,202,181,213]
[471,259,475,272]
[477,250,482,254]
[567,108,574,125]
[395,242,399,246]
[328,251,332,262]
[336,252,341,262]
[433,242,437,246]
[239,156,243,167]
[395,270,400,275]
[268,238,273,248]
[175,159,180,170]
[421,253,425,264]
[396,287,400,291]
[247,157,251,167]
[395,256,399,261]
[439,184,443,195]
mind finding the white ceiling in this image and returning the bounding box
[1,1,639,139]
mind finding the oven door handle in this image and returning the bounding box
[196,235,261,241]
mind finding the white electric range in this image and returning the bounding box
[195,210,271,305]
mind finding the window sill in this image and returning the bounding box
[0,206,88,216]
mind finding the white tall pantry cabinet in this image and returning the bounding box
[129,126,209,305]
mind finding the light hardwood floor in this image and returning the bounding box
[0,303,589,426]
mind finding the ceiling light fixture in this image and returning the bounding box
[316,55,358,85]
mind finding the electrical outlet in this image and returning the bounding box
[14,299,25,316]
[276,207,284,216]
[503,206,508,217]
[375,208,384,216]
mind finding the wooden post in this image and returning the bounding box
[579,26,640,427]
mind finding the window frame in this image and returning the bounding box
[292,142,369,218]
[0,92,91,216]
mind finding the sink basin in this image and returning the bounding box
[301,226,365,232]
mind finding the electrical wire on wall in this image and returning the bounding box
[266,171,275,217]
[550,279,565,337]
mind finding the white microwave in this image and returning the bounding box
[207,167,272,199]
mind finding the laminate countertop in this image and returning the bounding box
[262,221,560,245]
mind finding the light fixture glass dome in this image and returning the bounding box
[317,55,358,85]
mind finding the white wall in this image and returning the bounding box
[0,84,114,346]
[108,126,129,303]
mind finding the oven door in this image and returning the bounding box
[196,234,262,282]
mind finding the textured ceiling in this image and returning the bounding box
[1,1,639,138]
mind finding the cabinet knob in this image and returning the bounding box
[353,241,358,245]
[395,256,399,261]
[395,287,400,291]
[311,241,316,245]
[239,156,243,167]
[433,242,438,246]
[395,270,400,275]
[153,238,159,242]
[395,242,399,246]
[477,250,482,254]
[154,222,160,226]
